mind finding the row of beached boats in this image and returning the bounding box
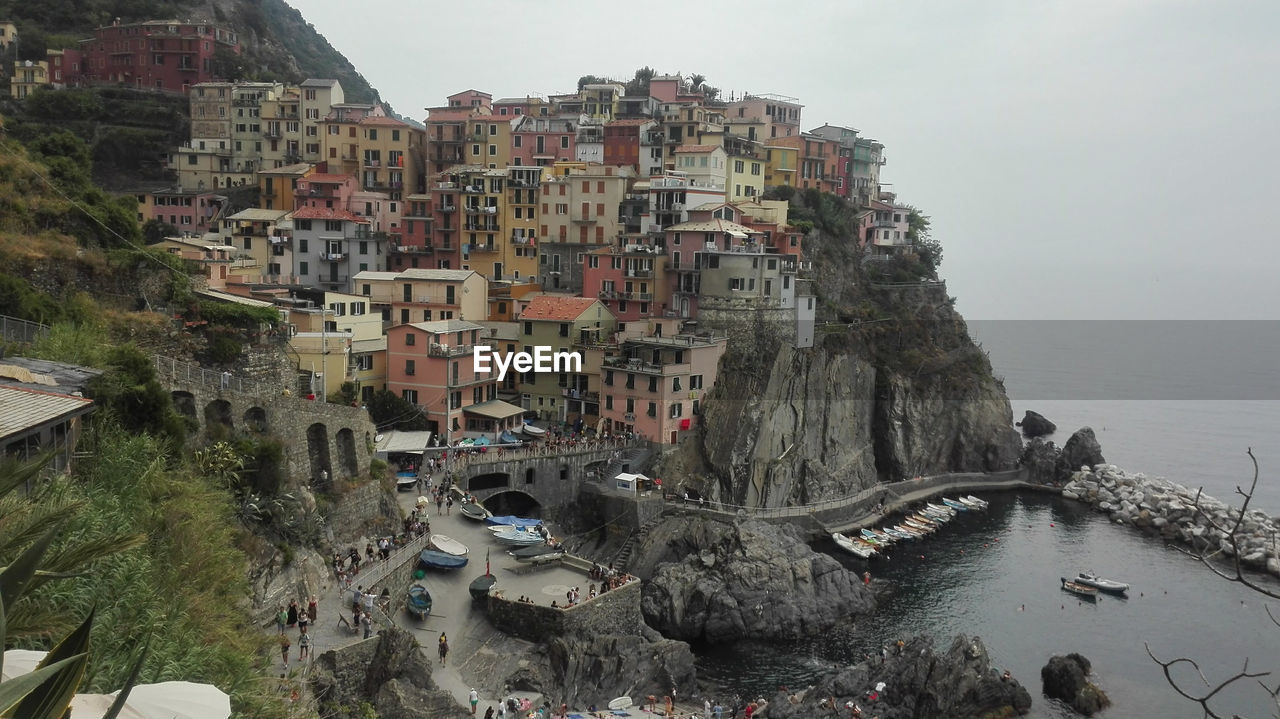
[830,495,991,559]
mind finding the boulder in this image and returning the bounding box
[1041,653,1110,716]
[311,627,466,719]
[1017,410,1057,438]
[758,635,1031,719]
[1057,429,1105,482]
[635,518,874,643]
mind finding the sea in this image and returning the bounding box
[696,320,1280,718]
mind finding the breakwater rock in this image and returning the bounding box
[758,634,1031,719]
[1017,410,1057,438]
[1062,464,1280,578]
[634,518,874,643]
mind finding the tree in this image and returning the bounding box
[625,66,656,97]
[1146,449,1279,718]
[141,218,178,244]
[576,74,611,91]
[688,74,706,92]
[365,389,429,431]
[85,345,188,444]
[907,209,942,276]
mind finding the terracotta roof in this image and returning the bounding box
[292,207,369,223]
[360,115,411,127]
[306,173,353,184]
[673,145,719,154]
[520,295,600,321]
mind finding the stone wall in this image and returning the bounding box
[327,479,402,545]
[486,577,641,643]
[461,447,636,522]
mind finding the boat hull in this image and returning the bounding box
[832,532,875,558]
[406,584,432,618]
[469,574,497,601]
[1075,574,1129,595]
[1060,577,1099,601]
[419,549,469,569]
[460,503,491,521]
[428,534,469,556]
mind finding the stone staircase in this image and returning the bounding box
[611,510,665,574]
[599,446,652,483]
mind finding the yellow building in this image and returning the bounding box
[289,332,351,400]
[222,208,290,281]
[580,83,624,120]
[257,162,314,211]
[358,114,422,200]
[725,152,766,203]
[0,22,17,51]
[465,116,512,170]
[457,167,506,276]
[517,295,617,422]
[352,268,489,325]
[350,336,387,403]
[501,166,544,282]
[764,143,798,189]
[11,60,48,99]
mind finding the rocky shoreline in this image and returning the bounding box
[1061,462,1280,579]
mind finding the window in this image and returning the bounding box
[559,323,569,337]
[670,403,683,418]
[734,160,745,173]
[647,402,657,418]
[472,144,480,156]
[605,395,614,410]
[672,377,682,392]
[690,374,704,390]
[560,136,569,149]
[405,333,416,346]
[513,135,523,148]
[405,359,416,376]
[604,370,614,386]
[523,321,533,335]
[648,376,657,393]
[402,389,418,404]
[297,220,312,231]
[299,261,309,275]
[489,144,497,155]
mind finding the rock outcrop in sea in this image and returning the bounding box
[1041,653,1110,716]
[631,518,874,643]
[1062,464,1280,578]
[1017,410,1057,438]
[757,635,1032,719]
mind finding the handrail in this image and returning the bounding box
[0,314,51,344]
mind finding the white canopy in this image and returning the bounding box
[1,654,230,719]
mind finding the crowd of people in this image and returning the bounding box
[274,597,317,668]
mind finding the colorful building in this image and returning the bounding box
[424,89,492,176]
[600,331,727,444]
[537,165,637,292]
[465,116,512,169]
[865,199,913,256]
[726,93,804,140]
[68,19,239,92]
[510,115,577,167]
[516,296,617,422]
[500,166,544,282]
[642,173,728,235]
[763,143,798,189]
[581,244,669,324]
[221,208,290,282]
[386,319,523,440]
[46,49,83,88]
[10,60,48,99]
[768,133,841,194]
[352,268,488,326]
[135,188,227,234]
[257,162,314,211]
[291,206,380,292]
[670,145,727,191]
[604,119,664,177]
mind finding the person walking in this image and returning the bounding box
[437,494,444,515]
[275,605,287,635]
[469,688,480,715]
[484,705,495,719]
[438,632,450,665]
[307,596,318,623]
[298,627,311,661]
[361,611,373,639]
[279,633,291,668]
[446,496,453,515]
[286,599,299,628]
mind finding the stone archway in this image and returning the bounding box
[171,391,197,426]
[306,423,333,489]
[203,399,233,431]
[335,428,359,478]
[468,472,511,492]
[244,406,268,433]
[481,490,542,518]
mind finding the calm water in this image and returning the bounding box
[695,322,1280,717]
[696,495,1280,718]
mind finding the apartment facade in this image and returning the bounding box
[291,206,381,291]
[510,115,576,167]
[516,296,616,422]
[69,20,239,92]
[600,333,727,444]
[537,165,636,292]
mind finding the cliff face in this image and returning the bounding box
[668,211,1021,507]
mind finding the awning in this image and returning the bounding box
[375,430,434,454]
[727,230,747,239]
[463,399,526,420]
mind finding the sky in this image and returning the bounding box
[290,0,1280,320]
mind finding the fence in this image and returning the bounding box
[344,532,431,595]
[433,437,648,474]
[0,315,51,345]
[151,354,276,395]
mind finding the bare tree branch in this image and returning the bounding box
[1145,642,1270,718]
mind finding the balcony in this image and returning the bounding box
[464,206,483,214]
[561,388,599,400]
[598,289,653,301]
[464,222,501,232]
[623,412,636,423]
[468,244,498,253]
[623,267,653,279]
[364,159,382,168]
[439,205,457,213]
[320,251,346,261]
[263,128,282,139]
[391,243,433,254]
[511,235,536,245]
[435,182,458,189]
[428,343,474,358]
[296,187,336,198]
[269,235,290,245]
[462,185,485,194]
[873,218,896,228]
[572,216,597,224]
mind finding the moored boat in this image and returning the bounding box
[396,473,419,491]
[893,525,924,538]
[883,527,915,541]
[962,495,989,510]
[608,698,632,711]
[942,498,970,511]
[492,528,547,546]
[1060,577,1099,601]
[510,543,565,561]
[832,532,876,558]
[861,528,894,544]
[925,503,956,517]
[460,502,492,521]
[406,584,432,618]
[521,422,547,436]
[419,549,469,569]
[484,515,544,528]
[1075,572,1129,595]
[469,574,497,600]
[428,534,469,556]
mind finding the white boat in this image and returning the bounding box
[964,495,990,509]
[1075,571,1130,595]
[521,422,547,436]
[608,697,633,711]
[428,534,469,556]
[493,528,546,546]
[925,503,956,517]
[942,498,970,511]
[832,532,876,559]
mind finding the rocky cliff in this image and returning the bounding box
[311,627,467,719]
[758,634,1032,719]
[666,213,1021,508]
[632,517,874,643]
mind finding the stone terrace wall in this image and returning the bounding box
[327,479,402,545]
[486,578,641,643]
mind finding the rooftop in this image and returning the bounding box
[360,115,412,128]
[292,207,369,224]
[397,268,477,282]
[197,288,275,308]
[257,162,314,176]
[305,173,354,184]
[666,218,758,235]
[351,270,400,281]
[0,386,94,442]
[0,358,101,395]
[227,208,289,222]
[300,78,339,88]
[672,145,720,154]
[520,296,600,321]
[404,318,487,334]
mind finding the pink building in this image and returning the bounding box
[648,74,705,104]
[70,20,239,93]
[385,319,524,440]
[600,331,727,445]
[136,188,227,233]
[581,245,668,325]
[510,115,577,167]
[294,172,358,211]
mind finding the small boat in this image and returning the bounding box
[907,514,939,528]
[832,532,876,558]
[460,502,492,521]
[942,498,970,511]
[961,495,989,510]
[396,473,419,491]
[406,584,432,619]
[1075,572,1129,595]
[1060,577,1099,601]
[419,549,469,569]
[895,525,926,538]
[510,543,565,561]
[608,697,632,711]
[883,527,915,541]
[925,503,956,518]
[500,430,522,444]
[428,534,469,556]
[469,574,497,600]
[521,422,547,436]
[861,528,894,544]
[493,528,547,546]
[484,515,545,528]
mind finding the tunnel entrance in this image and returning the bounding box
[481,490,542,518]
